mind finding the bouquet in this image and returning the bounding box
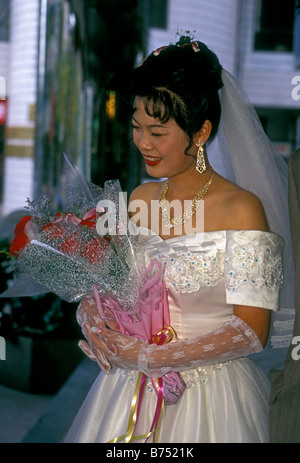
[1,154,186,442]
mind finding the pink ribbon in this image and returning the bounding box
[90,259,186,441]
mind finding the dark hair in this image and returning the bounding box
[129,36,223,153]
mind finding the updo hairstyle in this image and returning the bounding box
[129,36,223,153]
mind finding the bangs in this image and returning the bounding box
[144,90,173,123]
[133,88,187,126]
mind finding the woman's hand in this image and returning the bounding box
[76,296,121,374]
[76,296,120,331]
[82,323,144,371]
[78,323,116,374]
[76,296,143,373]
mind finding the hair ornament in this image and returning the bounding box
[191,41,200,52]
[152,37,200,57]
[175,40,200,52]
[152,45,169,56]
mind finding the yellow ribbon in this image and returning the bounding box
[108,372,164,443]
[107,372,143,443]
[108,326,176,443]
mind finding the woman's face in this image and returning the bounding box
[132,97,197,179]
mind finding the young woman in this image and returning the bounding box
[64,36,291,443]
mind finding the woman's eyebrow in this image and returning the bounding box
[131,116,168,129]
[149,124,168,129]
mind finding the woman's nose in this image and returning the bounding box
[139,131,152,150]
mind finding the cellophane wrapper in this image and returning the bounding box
[1,154,186,407]
[3,177,146,315]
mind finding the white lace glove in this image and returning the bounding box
[138,315,263,377]
[92,315,263,378]
[76,296,120,374]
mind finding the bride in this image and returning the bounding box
[64,36,294,443]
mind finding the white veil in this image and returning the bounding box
[216,70,295,367]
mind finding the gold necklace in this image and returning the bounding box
[159,169,214,229]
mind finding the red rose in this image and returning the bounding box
[81,207,105,229]
[14,215,32,235]
[9,215,32,256]
[43,222,65,240]
[80,217,97,228]
[81,209,97,229]
[81,237,109,264]
[57,231,81,255]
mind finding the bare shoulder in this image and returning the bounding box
[129,181,163,203]
[231,188,268,230]
[128,181,163,226]
[212,175,268,231]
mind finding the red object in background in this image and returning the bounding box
[9,215,32,256]
[0,99,7,125]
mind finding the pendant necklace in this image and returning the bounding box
[159,169,215,229]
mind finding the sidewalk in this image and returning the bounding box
[0,358,99,443]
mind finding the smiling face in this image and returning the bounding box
[132,97,198,179]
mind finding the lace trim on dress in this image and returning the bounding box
[121,361,232,390]
[161,251,224,293]
[225,241,283,293]
[154,240,283,295]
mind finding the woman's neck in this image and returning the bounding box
[166,164,214,201]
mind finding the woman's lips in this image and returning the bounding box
[143,155,162,166]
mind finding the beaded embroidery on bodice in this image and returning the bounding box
[162,249,224,293]
[143,228,283,297]
[138,229,284,342]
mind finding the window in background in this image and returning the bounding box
[149,0,168,29]
[254,0,295,51]
[0,0,9,42]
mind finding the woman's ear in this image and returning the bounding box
[194,120,212,145]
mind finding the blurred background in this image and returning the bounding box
[0,0,299,217]
[0,0,299,443]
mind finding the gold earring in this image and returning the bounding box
[196,140,206,173]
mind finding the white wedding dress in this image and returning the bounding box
[64,229,283,443]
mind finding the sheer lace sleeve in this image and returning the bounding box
[225,231,284,310]
[137,315,263,377]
